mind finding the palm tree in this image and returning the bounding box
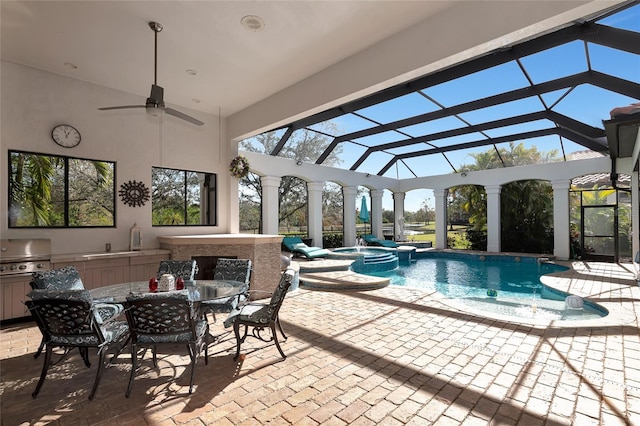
[9,151,112,227]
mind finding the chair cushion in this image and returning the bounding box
[213,258,251,284]
[136,319,207,344]
[31,266,84,290]
[95,303,125,324]
[200,294,246,314]
[49,319,129,345]
[223,303,269,328]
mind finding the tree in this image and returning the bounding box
[9,152,113,227]
[454,142,559,252]
[239,123,344,233]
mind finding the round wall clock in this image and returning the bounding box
[51,124,81,148]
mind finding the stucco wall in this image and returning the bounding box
[0,60,233,256]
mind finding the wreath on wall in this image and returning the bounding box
[229,155,250,179]
[119,180,150,207]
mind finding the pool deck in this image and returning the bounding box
[1,260,639,425]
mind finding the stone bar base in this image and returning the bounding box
[158,234,283,296]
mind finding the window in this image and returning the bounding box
[152,167,217,226]
[9,150,115,228]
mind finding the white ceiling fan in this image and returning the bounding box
[99,21,204,126]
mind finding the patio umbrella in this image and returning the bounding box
[359,196,370,235]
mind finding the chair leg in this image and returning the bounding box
[203,324,209,365]
[233,321,242,361]
[32,345,53,398]
[126,344,138,398]
[34,337,45,359]
[270,323,287,360]
[187,344,197,394]
[275,316,287,340]
[88,348,107,401]
[80,347,91,367]
[152,345,158,368]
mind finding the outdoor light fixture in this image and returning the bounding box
[461,172,467,177]
[366,173,371,177]
[296,160,303,165]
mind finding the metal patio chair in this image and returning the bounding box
[156,259,199,281]
[26,289,129,400]
[29,266,124,359]
[200,258,252,324]
[224,268,294,361]
[124,290,208,396]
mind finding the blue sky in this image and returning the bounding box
[350,4,640,212]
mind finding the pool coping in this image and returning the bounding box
[401,252,639,328]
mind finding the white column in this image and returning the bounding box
[486,185,502,253]
[393,191,406,241]
[552,179,571,260]
[434,189,448,249]
[371,189,384,238]
[343,186,358,247]
[260,176,281,235]
[307,181,324,248]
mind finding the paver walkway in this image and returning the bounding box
[1,261,639,425]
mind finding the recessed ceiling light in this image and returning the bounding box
[186,69,197,76]
[64,62,78,69]
[241,15,265,32]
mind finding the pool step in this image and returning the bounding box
[299,270,390,291]
[298,259,353,274]
[295,258,390,291]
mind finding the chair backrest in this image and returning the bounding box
[265,269,294,321]
[282,237,307,251]
[157,260,198,280]
[30,266,84,290]
[125,291,197,342]
[26,289,105,345]
[213,258,252,285]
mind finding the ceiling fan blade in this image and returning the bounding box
[165,107,204,126]
[98,105,146,110]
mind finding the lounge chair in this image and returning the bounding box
[282,237,330,259]
[362,234,399,248]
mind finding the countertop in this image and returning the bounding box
[51,248,171,263]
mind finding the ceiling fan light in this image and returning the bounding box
[146,107,162,117]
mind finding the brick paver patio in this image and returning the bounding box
[1,260,639,425]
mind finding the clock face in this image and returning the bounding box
[51,124,81,148]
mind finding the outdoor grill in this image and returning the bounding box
[0,239,51,277]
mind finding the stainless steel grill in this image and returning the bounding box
[0,239,51,276]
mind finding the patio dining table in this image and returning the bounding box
[89,280,248,304]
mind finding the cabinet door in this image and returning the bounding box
[83,258,129,289]
[130,255,170,281]
[0,276,31,320]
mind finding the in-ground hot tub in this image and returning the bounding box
[328,247,399,273]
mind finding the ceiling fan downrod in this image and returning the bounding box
[149,22,163,86]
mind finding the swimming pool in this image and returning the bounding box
[369,254,607,321]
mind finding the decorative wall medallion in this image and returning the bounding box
[119,180,150,207]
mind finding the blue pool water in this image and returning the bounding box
[369,255,607,321]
